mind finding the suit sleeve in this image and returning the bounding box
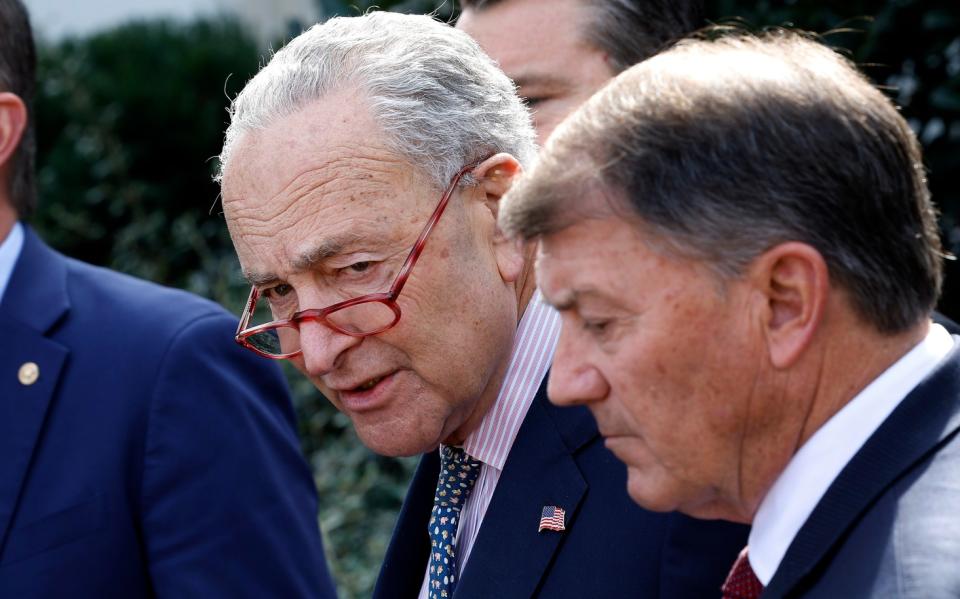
[139,311,337,598]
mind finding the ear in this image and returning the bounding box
[747,242,829,369]
[0,93,27,169]
[471,152,523,211]
[470,153,526,283]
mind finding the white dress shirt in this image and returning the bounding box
[748,323,955,584]
[0,222,24,304]
[417,290,561,599]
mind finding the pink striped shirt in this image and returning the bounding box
[417,290,560,598]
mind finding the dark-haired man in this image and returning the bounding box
[502,30,960,598]
[457,0,702,144]
[0,1,335,596]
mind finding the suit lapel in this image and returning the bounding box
[0,226,70,554]
[764,345,960,597]
[455,383,595,599]
[373,451,440,599]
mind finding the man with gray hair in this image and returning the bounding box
[219,11,745,599]
[501,29,960,598]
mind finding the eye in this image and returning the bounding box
[345,261,372,273]
[582,319,612,335]
[523,96,547,109]
[263,283,293,299]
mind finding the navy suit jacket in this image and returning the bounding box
[762,339,960,598]
[374,380,749,598]
[0,227,336,598]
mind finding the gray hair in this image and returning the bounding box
[217,11,536,188]
[0,0,37,218]
[459,0,704,73]
[501,29,943,334]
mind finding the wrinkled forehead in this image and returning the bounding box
[219,96,433,228]
[225,96,385,195]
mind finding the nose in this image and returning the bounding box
[547,329,610,406]
[297,319,363,377]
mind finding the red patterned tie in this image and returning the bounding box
[721,547,764,599]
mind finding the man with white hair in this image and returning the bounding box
[218,11,746,599]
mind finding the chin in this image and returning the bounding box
[626,486,677,513]
[624,467,692,514]
[355,432,419,457]
[353,424,421,457]
[627,471,740,521]
[352,413,445,458]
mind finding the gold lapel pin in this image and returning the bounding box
[18,362,39,386]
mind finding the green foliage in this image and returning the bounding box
[319,0,456,20]
[33,19,258,304]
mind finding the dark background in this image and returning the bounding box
[26,1,959,596]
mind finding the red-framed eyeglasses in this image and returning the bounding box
[235,158,486,359]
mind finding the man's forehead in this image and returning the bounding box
[221,92,403,206]
[458,0,592,67]
[536,216,639,272]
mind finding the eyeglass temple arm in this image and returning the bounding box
[388,158,488,299]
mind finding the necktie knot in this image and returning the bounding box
[427,446,482,599]
[434,446,482,510]
[722,547,764,599]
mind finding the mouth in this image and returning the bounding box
[337,371,399,413]
[355,375,386,391]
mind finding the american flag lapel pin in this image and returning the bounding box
[538,505,566,533]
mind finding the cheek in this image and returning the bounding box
[289,357,344,409]
[608,334,721,451]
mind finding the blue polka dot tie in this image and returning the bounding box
[428,445,482,599]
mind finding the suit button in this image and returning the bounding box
[18,362,39,386]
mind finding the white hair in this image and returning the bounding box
[217,11,537,187]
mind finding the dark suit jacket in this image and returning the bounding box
[0,226,336,598]
[762,340,960,598]
[934,311,960,334]
[374,380,749,598]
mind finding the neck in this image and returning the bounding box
[795,319,928,450]
[731,311,930,523]
[514,244,538,318]
[0,198,17,241]
[442,253,540,447]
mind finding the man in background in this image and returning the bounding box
[501,29,960,598]
[457,0,960,336]
[0,1,336,596]
[457,0,702,144]
[219,11,746,599]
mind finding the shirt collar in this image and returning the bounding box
[0,222,25,304]
[748,322,954,584]
[445,289,560,471]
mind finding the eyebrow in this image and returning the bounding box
[545,289,579,312]
[512,72,570,91]
[546,287,613,312]
[242,231,365,287]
